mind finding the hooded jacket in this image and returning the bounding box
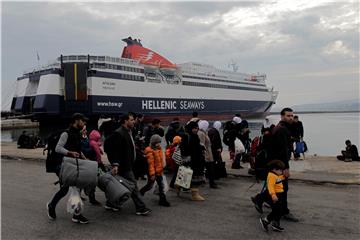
[144,146,164,176]
[89,130,103,163]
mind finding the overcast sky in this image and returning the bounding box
[1,0,359,110]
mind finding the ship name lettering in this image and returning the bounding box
[142,100,177,110]
[180,101,205,110]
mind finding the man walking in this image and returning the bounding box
[46,113,89,224]
[268,108,298,221]
[252,108,299,222]
[107,113,152,215]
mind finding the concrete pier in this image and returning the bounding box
[1,118,39,130]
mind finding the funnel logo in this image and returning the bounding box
[139,51,154,62]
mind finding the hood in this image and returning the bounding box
[89,130,101,141]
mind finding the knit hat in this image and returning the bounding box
[150,134,162,145]
[232,116,242,124]
[173,136,182,144]
[213,121,221,130]
[198,120,209,131]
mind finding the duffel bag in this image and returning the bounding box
[98,172,135,207]
[60,157,98,189]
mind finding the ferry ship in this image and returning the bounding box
[11,37,278,124]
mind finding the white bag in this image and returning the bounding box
[66,187,84,215]
[234,138,245,154]
[175,166,193,189]
[153,175,169,195]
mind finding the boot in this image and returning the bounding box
[191,188,205,201]
[159,195,170,207]
[175,185,181,196]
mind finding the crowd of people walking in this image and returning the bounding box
[45,108,304,233]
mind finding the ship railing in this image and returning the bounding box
[58,55,140,66]
[22,62,60,75]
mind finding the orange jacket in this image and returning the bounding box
[267,171,285,198]
[144,146,164,176]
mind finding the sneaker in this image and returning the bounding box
[136,207,152,216]
[259,217,269,232]
[46,202,56,220]
[251,197,263,214]
[283,213,299,222]
[72,214,89,224]
[104,202,120,212]
[271,222,285,232]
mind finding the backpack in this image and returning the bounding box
[253,131,273,181]
[44,130,66,173]
[103,129,121,162]
[223,120,236,146]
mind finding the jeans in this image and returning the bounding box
[49,185,70,208]
[170,165,179,188]
[140,175,166,198]
[119,170,146,211]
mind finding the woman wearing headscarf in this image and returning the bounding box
[180,121,206,201]
[208,121,227,178]
[198,120,218,188]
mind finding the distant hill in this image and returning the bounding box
[271,99,360,112]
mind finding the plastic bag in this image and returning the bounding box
[67,187,84,215]
[175,166,193,189]
[235,138,245,154]
[153,175,169,195]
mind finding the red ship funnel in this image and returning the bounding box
[121,37,176,68]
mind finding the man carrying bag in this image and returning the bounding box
[105,113,152,216]
[46,113,90,224]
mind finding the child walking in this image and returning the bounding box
[166,136,182,189]
[140,134,170,207]
[259,160,286,232]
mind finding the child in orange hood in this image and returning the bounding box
[140,134,170,207]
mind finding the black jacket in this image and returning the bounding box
[165,121,185,145]
[346,145,359,161]
[268,121,292,168]
[107,126,136,174]
[291,121,304,139]
[180,132,205,177]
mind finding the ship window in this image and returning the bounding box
[69,56,77,60]
[78,55,87,60]
[98,56,105,61]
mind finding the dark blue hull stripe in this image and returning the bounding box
[12,94,273,119]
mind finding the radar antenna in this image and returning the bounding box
[228,59,239,72]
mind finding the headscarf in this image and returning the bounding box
[232,116,242,124]
[213,121,222,131]
[198,120,209,131]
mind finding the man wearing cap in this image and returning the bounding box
[47,113,90,224]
